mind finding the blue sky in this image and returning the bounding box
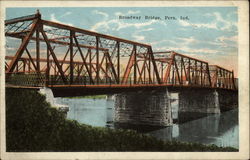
[6,7,238,75]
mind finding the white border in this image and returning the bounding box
[0,1,249,160]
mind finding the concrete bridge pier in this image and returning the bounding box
[114,89,173,126]
[178,88,238,122]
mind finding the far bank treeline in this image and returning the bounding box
[5,88,237,152]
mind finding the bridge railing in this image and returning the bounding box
[45,75,160,86]
[5,72,238,90]
[5,72,46,87]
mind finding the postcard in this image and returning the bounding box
[0,1,249,160]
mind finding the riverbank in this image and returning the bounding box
[6,88,238,152]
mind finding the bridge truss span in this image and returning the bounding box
[5,12,237,91]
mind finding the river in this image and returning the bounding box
[55,96,239,149]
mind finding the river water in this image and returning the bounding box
[55,97,239,149]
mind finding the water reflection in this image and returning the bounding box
[149,109,238,149]
[55,97,238,149]
[55,98,114,127]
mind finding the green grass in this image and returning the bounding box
[5,88,238,152]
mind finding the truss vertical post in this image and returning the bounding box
[117,42,120,84]
[172,61,175,85]
[28,61,31,72]
[105,51,118,83]
[96,36,99,84]
[41,29,68,84]
[181,58,187,83]
[148,52,151,83]
[188,59,191,83]
[73,36,94,84]
[36,28,40,72]
[200,62,203,86]
[105,52,108,83]
[70,30,74,84]
[206,65,211,87]
[121,48,135,84]
[232,70,236,90]
[161,62,163,81]
[194,61,197,85]
[89,49,92,84]
[46,46,50,86]
[181,57,183,84]
[23,60,26,72]
[174,59,181,85]
[224,70,227,88]
[133,45,137,84]
[144,62,146,83]
[35,11,41,72]
[148,47,161,84]
[163,52,175,83]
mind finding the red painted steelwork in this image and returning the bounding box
[5,12,237,90]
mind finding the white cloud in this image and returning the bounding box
[179,12,237,31]
[175,46,219,54]
[91,19,160,32]
[132,35,145,41]
[213,12,237,31]
[150,37,199,47]
[205,12,237,31]
[50,13,58,22]
[138,28,154,32]
[91,9,161,32]
[117,20,158,30]
[150,39,177,46]
[154,45,219,54]
[59,12,72,18]
[115,10,140,16]
[176,37,198,45]
[50,13,73,26]
[216,35,237,43]
[127,10,140,15]
[92,10,109,19]
[212,35,238,48]
[179,20,217,29]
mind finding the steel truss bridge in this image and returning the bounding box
[5,12,237,95]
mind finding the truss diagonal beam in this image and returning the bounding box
[41,29,68,84]
[73,33,94,84]
[7,19,39,73]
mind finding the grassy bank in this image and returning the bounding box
[6,88,238,152]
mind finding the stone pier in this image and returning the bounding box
[179,89,221,114]
[178,88,238,122]
[114,89,172,126]
[216,89,238,112]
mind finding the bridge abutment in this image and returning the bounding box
[114,89,173,126]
